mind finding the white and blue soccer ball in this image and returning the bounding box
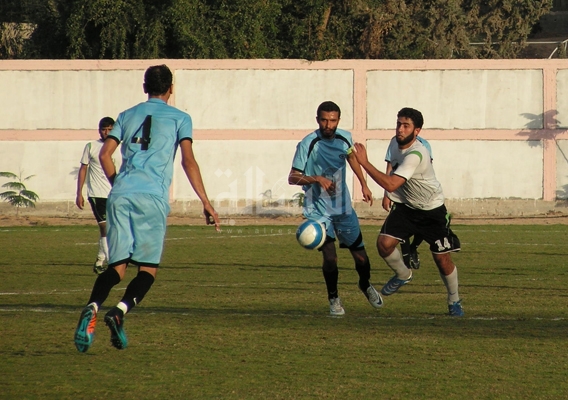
[296,219,326,250]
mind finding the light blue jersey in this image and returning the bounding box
[108,98,192,202]
[291,128,354,216]
[106,98,192,266]
[385,136,432,163]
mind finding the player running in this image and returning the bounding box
[74,64,220,352]
[353,107,464,317]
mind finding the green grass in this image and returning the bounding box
[0,223,567,399]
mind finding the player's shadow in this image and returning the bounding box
[2,303,565,341]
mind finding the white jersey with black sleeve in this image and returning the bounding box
[386,137,444,210]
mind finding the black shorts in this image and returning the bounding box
[88,197,107,223]
[380,203,460,254]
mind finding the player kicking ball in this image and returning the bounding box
[288,101,382,316]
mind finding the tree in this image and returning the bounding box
[0,0,554,60]
[358,0,553,59]
[0,171,40,216]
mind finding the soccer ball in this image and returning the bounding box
[296,219,326,250]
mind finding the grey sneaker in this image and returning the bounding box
[329,297,345,316]
[358,283,383,308]
[381,271,413,296]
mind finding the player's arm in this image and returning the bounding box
[75,164,88,209]
[288,169,335,193]
[346,151,373,205]
[353,143,405,192]
[99,138,119,185]
[382,162,393,211]
[179,139,220,231]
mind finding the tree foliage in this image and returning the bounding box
[0,0,554,60]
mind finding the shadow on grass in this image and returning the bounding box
[2,304,566,341]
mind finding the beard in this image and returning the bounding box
[396,132,415,146]
[321,127,337,138]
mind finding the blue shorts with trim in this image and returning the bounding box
[380,203,460,254]
[305,208,364,250]
[106,193,169,267]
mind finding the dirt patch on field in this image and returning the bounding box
[2,214,568,227]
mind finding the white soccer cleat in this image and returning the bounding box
[359,283,384,308]
[329,297,345,316]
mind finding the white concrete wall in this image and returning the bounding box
[365,139,544,199]
[0,70,146,129]
[367,70,544,129]
[176,69,354,129]
[556,140,568,197]
[174,140,301,202]
[557,69,568,128]
[1,59,568,217]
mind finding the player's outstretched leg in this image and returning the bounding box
[104,307,128,349]
[381,271,413,296]
[358,282,383,308]
[379,243,413,296]
[74,303,97,353]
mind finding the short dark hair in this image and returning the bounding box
[99,116,115,129]
[397,107,424,129]
[317,101,341,118]
[144,64,173,96]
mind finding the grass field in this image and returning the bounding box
[1,223,567,399]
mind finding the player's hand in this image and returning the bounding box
[382,196,392,212]
[353,143,368,165]
[317,176,335,195]
[362,185,373,206]
[75,195,84,210]
[204,206,221,232]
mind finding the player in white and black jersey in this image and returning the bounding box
[384,135,433,270]
[353,107,464,317]
[76,117,114,274]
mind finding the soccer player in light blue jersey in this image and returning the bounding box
[353,107,463,317]
[289,101,383,316]
[74,65,220,352]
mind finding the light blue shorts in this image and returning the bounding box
[106,193,169,267]
[304,208,364,250]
